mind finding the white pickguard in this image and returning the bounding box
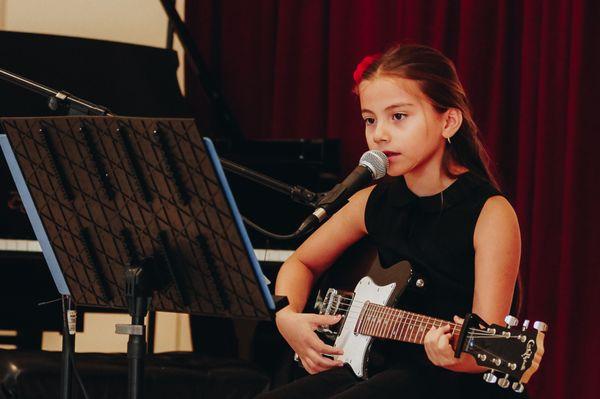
[332,276,396,378]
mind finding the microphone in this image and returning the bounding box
[298,150,388,234]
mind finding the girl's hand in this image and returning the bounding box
[424,315,464,371]
[276,309,345,374]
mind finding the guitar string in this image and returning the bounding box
[332,296,478,322]
[328,305,489,334]
[319,295,530,336]
[325,305,503,336]
[327,299,500,334]
[320,314,521,341]
[329,308,494,336]
[322,317,504,342]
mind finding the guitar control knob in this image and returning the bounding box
[498,375,510,389]
[512,382,525,393]
[483,372,498,383]
[415,278,425,288]
[504,315,518,327]
[533,321,548,332]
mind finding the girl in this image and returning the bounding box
[259,44,523,398]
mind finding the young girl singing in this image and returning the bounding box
[259,44,523,398]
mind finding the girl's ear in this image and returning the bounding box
[442,108,463,140]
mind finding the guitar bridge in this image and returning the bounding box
[315,288,354,338]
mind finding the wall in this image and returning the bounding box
[0,0,186,92]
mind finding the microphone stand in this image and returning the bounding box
[0,67,113,116]
[0,66,324,211]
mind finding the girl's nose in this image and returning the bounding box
[373,123,390,143]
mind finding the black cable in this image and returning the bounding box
[70,348,91,399]
[242,215,315,240]
[61,297,91,399]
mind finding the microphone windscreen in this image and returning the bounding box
[359,150,388,179]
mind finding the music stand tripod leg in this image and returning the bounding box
[60,295,76,399]
[116,267,152,399]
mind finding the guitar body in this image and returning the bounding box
[318,259,413,378]
[310,239,545,391]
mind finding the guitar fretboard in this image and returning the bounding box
[355,302,460,345]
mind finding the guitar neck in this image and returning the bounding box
[354,302,461,346]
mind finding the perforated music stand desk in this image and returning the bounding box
[0,116,277,398]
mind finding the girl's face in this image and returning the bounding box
[359,76,450,177]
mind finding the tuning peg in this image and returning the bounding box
[497,374,511,388]
[533,321,548,332]
[512,382,525,393]
[483,371,498,383]
[522,319,530,330]
[504,315,519,327]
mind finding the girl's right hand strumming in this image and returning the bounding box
[275,309,345,374]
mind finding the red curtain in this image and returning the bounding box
[186,1,600,397]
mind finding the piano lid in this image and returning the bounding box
[0,31,191,240]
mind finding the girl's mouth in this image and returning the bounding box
[382,151,401,160]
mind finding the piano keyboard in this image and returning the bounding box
[0,239,42,253]
[0,239,293,262]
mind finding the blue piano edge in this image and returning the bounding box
[0,134,70,295]
[202,137,276,312]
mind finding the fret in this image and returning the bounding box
[406,312,415,343]
[369,304,379,337]
[396,310,406,340]
[391,309,402,339]
[375,305,384,337]
[358,304,367,335]
[370,305,378,337]
[389,308,399,339]
[400,310,411,342]
[417,314,427,343]
[415,313,424,343]
[406,312,416,343]
[410,312,420,343]
[379,306,388,338]
[364,304,375,336]
[414,313,425,344]
[378,307,387,338]
[384,307,394,339]
[382,306,390,338]
[378,306,387,338]
[422,316,433,343]
[355,302,366,334]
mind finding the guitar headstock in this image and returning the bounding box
[463,315,546,393]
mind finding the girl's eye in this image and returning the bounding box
[392,113,407,121]
[364,117,375,126]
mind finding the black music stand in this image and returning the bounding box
[0,116,278,399]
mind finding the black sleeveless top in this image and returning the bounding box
[365,171,503,324]
[363,173,525,397]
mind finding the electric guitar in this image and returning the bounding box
[309,259,546,394]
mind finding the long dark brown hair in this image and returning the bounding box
[355,44,500,190]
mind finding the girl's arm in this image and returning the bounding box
[424,195,522,373]
[274,186,373,374]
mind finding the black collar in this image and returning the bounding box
[389,172,476,213]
